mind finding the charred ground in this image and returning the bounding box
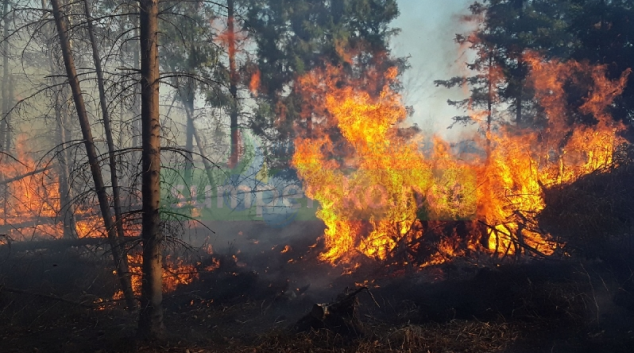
[2,208,634,353]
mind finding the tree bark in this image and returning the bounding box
[227,0,240,168]
[54,106,77,239]
[131,8,142,154]
[41,0,77,239]
[83,0,127,245]
[138,0,164,339]
[179,76,195,191]
[486,51,493,160]
[516,84,522,125]
[0,3,7,219]
[184,77,195,167]
[183,101,216,187]
[0,0,10,152]
[49,0,136,310]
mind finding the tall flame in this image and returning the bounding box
[292,52,630,268]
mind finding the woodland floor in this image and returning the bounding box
[1,235,634,353]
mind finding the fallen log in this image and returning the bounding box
[293,287,373,337]
[0,167,51,186]
[0,237,108,253]
[0,285,94,308]
[0,218,59,234]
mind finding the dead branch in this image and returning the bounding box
[0,285,94,308]
[0,237,139,253]
[0,167,51,186]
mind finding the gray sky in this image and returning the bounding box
[391,0,474,140]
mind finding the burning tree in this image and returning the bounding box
[430,1,633,261]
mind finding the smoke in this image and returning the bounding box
[392,0,475,142]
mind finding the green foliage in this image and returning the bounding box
[566,0,634,124]
[159,2,221,103]
[243,0,405,141]
[436,0,634,132]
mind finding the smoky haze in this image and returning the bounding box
[392,0,473,140]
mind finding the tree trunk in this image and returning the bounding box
[131,9,142,154]
[49,0,136,310]
[184,77,195,166]
[486,51,493,160]
[83,0,128,246]
[516,85,522,125]
[482,50,495,249]
[183,101,216,187]
[0,0,9,224]
[54,94,77,239]
[0,0,10,152]
[180,76,195,191]
[515,1,524,125]
[227,0,240,168]
[41,0,77,239]
[138,0,164,339]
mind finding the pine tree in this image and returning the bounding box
[244,0,405,145]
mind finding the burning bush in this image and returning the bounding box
[290,51,630,272]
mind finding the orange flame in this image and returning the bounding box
[0,136,62,239]
[292,51,630,268]
[113,253,218,300]
[249,69,261,96]
[0,135,140,240]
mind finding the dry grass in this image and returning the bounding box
[540,149,634,258]
[229,320,519,353]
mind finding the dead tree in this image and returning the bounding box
[53,88,77,239]
[0,0,10,152]
[39,0,78,239]
[0,0,11,225]
[83,0,127,246]
[183,102,216,187]
[49,0,136,310]
[227,0,240,168]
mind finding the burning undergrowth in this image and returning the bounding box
[0,136,115,241]
[0,49,631,286]
[290,50,631,273]
[2,220,634,352]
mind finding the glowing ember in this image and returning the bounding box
[113,253,217,299]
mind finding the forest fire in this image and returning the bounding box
[292,51,630,268]
[0,136,59,237]
[0,136,125,240]
[2,0,634,351]
[0,51,629,277]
